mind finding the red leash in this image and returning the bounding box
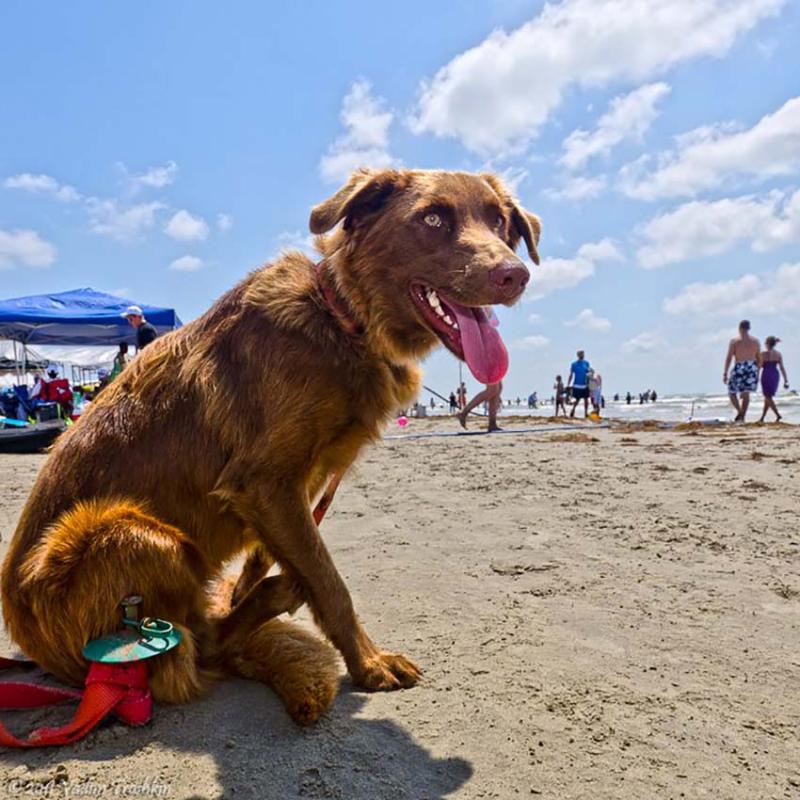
[0,661,151,748]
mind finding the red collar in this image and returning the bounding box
[315,261,364,338]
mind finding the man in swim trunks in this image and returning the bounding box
[567,349,591,418]
[723,319,761,423]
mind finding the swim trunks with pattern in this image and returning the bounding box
[728,360,758,394]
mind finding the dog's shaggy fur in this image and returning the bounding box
[1,169,539,724]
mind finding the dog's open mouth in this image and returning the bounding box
[410,284,509,384]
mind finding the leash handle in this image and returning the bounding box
[0,659,150,748]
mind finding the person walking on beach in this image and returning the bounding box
[759,336,790,423]
[122,305,158,352]
[458,382,502,432]
[457,382,467,410]
[448,391,458,413]
[588,368,602,413]
[724,320,761,422]
[554,375,568,417]
[567,349,591,418]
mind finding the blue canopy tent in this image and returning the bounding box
[0,288,182,387]
[0,287,181,347]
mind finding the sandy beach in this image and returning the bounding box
[1,418,799,799]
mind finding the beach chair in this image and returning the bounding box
[13,385,35,420]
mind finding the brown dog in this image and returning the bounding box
[1,169,539,724]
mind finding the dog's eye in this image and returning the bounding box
[424,212,442,228]
[494,215,505,231]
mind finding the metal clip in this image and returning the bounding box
[120,595,143,623]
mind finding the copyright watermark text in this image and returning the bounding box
[6,778,171,798]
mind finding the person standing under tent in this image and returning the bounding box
[110,341,130,380]
[122,305,158,352]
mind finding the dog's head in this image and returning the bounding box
[310,169,540,384]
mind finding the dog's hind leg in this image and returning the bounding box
[209,575,340,725]
[230,541,274,606]
[12,499,218,704]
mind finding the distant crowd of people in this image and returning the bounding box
[431,320,791,430]
[614,390,658,405]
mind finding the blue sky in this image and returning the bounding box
[2,0,799,397]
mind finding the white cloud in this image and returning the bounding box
[577,238,624,262]
[164,209,209,242]
[621,330,665,354]
[565,308,612,331]
[216,213,233,232]
[274,230,316,257]
[527,256,595,300]
[0,228,56,268]
[320,80,398,183]
[560,82,670,170]
[86,199,164,242]
[411,0,782,155]
[636,189,800,268]
[169,255,204,272]
[619,95,800,199]
[544,174,607,201]
[527,312,543,324]
[124,161,178,192]
[663,262,800,315]
[3,173,80,202]
[756,38,777,58]
[526,237,622,300]
[495,166,529,193]
[512,334,550,350]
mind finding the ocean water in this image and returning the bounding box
[421,392,800,425]
[599,393,800,425]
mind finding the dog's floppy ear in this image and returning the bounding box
[510,205,541,266]
[309,168,402,234]
[480,172,541,265]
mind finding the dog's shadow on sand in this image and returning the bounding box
[2,677,473,799]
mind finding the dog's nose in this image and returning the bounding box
[489,261,530,298]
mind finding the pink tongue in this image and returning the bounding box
[447,301,509,384]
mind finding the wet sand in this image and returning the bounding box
[1,419,799,799]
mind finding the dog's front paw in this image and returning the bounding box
[353,651,422,691]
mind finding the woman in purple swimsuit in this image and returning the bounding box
[759,336,790,423]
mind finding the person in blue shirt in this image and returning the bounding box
[567,349,591,418]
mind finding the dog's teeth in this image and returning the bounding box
[435,306,445,318]
[453,322,459,330]
[444,315,454,325]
